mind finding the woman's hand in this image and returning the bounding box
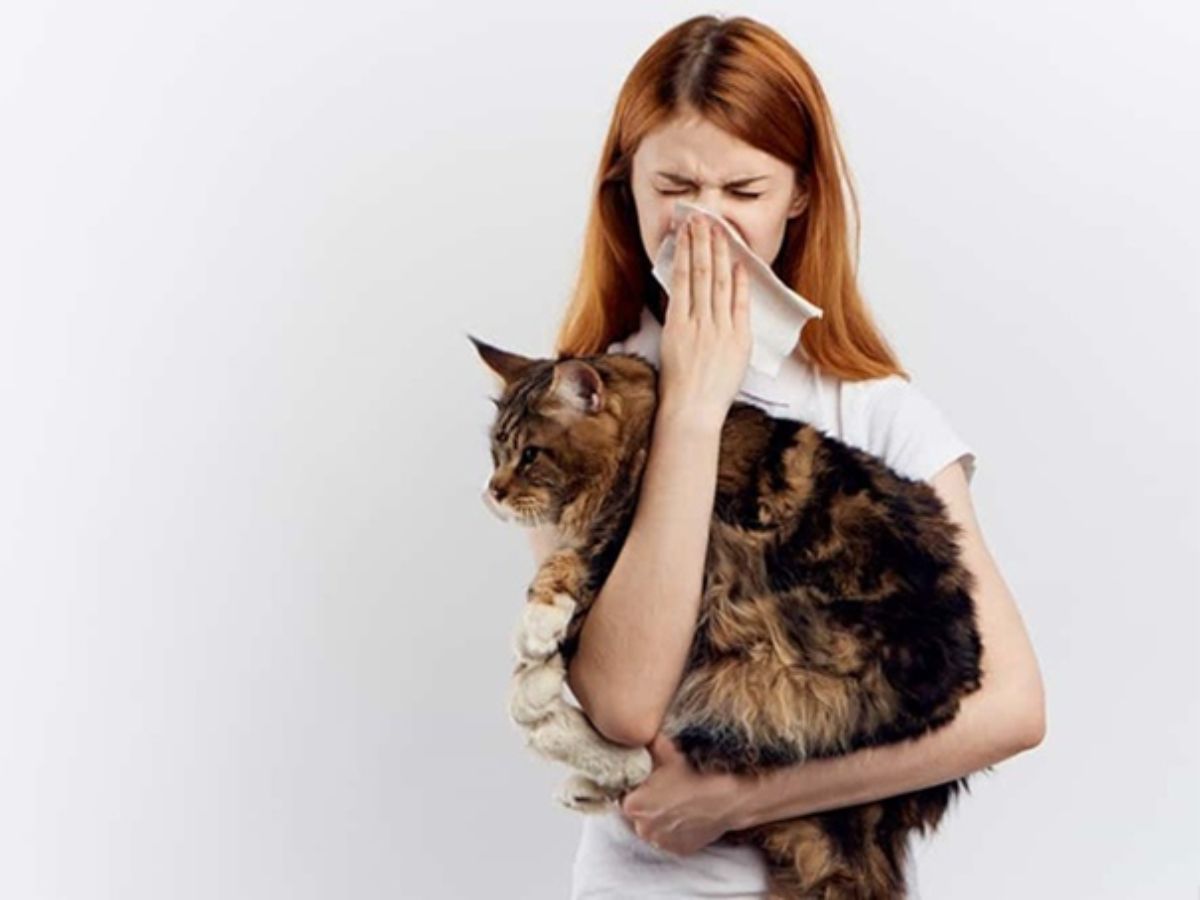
[618,732,749,856]
[657,214,752,433]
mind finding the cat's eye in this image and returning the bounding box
[519,446,540,468]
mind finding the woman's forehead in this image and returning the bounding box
[634,121,785,176]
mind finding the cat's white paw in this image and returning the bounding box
[616,746,653,790]
[513,593,577,661]
[526,706,653,791]
[554,774,615,813]
[580,744,651,791]
[508,655,566,725]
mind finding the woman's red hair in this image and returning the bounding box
[556,14,908,382]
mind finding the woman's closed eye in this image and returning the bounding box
[656,188,762,199]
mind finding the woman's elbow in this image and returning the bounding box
[1005,674,1047,752]
[590,708,658,748]
[567,663,658,748]
[1019,692,1047,750]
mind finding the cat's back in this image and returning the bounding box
[735,358,975,490]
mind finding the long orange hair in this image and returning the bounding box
[555,14,908,382]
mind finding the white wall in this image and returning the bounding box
[1,2,1195,898]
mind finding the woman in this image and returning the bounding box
[527,15,1046,898]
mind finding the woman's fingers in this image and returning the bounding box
[731,258,749,334]
[690,217,712,324]
[711,226,732,327]
[668,212,739,330]
[667,218,692,322]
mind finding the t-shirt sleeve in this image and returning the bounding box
[858,376,977,485]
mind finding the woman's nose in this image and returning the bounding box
[671,193,728,223]
[699,187,744,217]
[670,200,743,242]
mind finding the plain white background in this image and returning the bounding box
[1,2,1196,898]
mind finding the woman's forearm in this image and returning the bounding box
[567,405,723,747]
[724,675,1045,830]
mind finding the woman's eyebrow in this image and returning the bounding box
[655,171,768,187]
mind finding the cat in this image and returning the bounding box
[471,334,984,900]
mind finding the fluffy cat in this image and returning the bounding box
[471,335,984,900]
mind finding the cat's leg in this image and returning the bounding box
[553,773,619,813]
[525,699,652,791]
[508,638,649,792]
[754,818,908,900]
[515,548,590,661]
[508,653,569,725]
[512,548,648,797]
[751,820,837,900]
[512,592,577,662]
[513,676,646,803]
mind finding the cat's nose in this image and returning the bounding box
[489,479,508,502]
[480,484,512,523]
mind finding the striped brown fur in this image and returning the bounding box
[473,336,984,900]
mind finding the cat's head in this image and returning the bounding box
[469,334,658,531]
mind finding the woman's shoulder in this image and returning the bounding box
[840,373,977,485]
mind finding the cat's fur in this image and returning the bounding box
[472,336,984,900]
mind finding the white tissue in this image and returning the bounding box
[651,199,823,377]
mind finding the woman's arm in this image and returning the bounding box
[720,458,1046,829]
[526,215,750,749]
[525,407,724,748]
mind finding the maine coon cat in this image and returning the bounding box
[471,335,984,900]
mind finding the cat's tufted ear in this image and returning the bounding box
[548,358,604,417]
[467,334,537,386]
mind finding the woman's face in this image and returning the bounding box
[629,110,808,269]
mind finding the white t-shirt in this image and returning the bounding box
[569,306,976,899]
